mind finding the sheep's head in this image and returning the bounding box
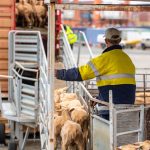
[116,145,143,150]
[28,0,37,4]
[19,0,27,4]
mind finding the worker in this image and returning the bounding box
[55,27,136,120]
[63,25,77,50]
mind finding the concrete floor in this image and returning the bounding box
[0,141,40,150]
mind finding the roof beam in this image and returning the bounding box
[123,0,150,1]
[55,3,150,11]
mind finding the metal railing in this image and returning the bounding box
[60,25,150,150]
[0,30,49,150]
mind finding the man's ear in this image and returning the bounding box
[119,38,121,43]
[105,38,108,44]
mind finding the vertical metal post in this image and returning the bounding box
[143,74,146,104]
[109,90,114,150]
[139,105,144,141]
[77,32,82,66]
[21,127,30,150]
[47,2,55,150]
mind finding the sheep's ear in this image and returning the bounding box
[81,105,84,109]
[69,108,75,112]
[138,146,143,150]
[36,1,40,5]
[133,143,143,150]
[116,148,121,150]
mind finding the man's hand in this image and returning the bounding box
[90,101,97,108]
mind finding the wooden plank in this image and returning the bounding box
[0,50,8,59]
[0,12,11,17]
[0,39,8,49]
[0,18,11,28]
[0,29,9,38]
[0,7,12,17]
[0,60,8,69]
[0,0,12,6]
[0,70,8,75]
[0,80,8,91]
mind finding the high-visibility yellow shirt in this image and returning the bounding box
[79,47,136,87]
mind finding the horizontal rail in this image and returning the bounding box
[0,75,14,79]
[116,129,141,137]
[12,69,38,82]
[116,107,142,114]
[56,4,150,11]
[91,97,109,106]
[15,62,38,72]
[91,114,109,124]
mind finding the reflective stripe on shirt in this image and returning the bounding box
[88,61,135,81]
[87,61,100,76]
[96,74,135,81]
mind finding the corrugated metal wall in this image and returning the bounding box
[0,0,15,95]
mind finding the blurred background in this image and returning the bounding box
[61,0,150,50]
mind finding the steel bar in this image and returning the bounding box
[15,62,38,72]
[116,108,141,114]
[91,97,109,106]
[61,24,77,67]
[139,105,144,141]
[80,31,94,59]
[12,69,37,81]
[21,127,30,150]
[0,75,13,79]
[116,129,141,136]
[109,90,114,150]
[47,2,55,150]
[76,32,82,67]
[91,114,109,124]
[56,3,150,11]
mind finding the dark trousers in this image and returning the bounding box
[98,84,136,120]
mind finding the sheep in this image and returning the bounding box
[53,87,88,149]
[55,99,83,111]
[16,0,34,28]
[116,144,142,150]
[61,120,84,150]
[30,0,47,27]
[136,92,150,97]
[54,87,69,103]
[58,101,71,110]
[135,97,150,104]
[60,93,78,101]
[135,140,150,150]
[54,109,70,150]
[54,93,60,103]
[67,99,83,110]
[54,87,68,95]
[70,107,89,148]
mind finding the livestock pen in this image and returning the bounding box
[0,0,150,150]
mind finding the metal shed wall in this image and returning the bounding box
[0,0,15,94]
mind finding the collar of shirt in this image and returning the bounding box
[102,45,122,54]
